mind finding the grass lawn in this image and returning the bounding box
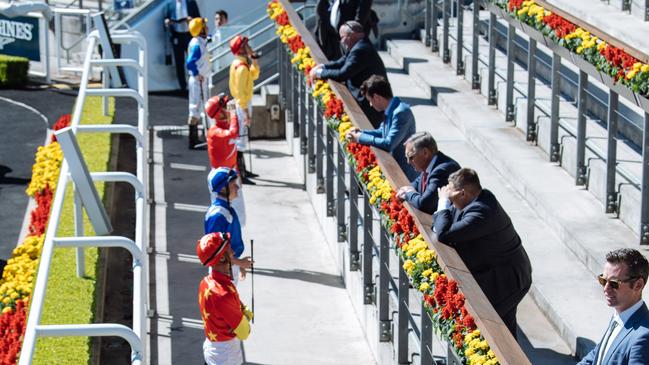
[32,96,115,365]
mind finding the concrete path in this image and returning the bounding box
[0,88,74,260]
[148,128,376,364]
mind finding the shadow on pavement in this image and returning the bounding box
[252,267,344,289]
[246,177,303,191]
[518,328,577,365]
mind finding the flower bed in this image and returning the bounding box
[268,1,500,363]
[494,0,649,97]
[0,114,70,365]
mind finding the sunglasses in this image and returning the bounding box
[597,274,638,289]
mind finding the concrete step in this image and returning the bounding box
[405,13,646,269]
[382,38,648,358]
[438,13,644,237]
[381,51,576,363]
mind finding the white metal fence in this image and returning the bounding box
[19,27,149,365]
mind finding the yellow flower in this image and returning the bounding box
[633,62,642,71]
[422,268,433,278]
[641,64,649,73]
[402,259,414,274]
[431,272,440,282]
[419,282,430,292]
[626,70,637,80]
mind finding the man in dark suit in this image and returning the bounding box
[164,0,201,92]
[396,131,460,213]
[313,0,373,61]
[309,21,387,128]
[578,248,649,365]
[433,168,532,337]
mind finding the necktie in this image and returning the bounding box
[596,320,619,365]
[420,171,429,193]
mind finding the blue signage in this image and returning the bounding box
[0,15,40,61]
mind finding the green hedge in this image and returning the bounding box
[0,54,29,87]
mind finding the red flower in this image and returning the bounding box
[50,114,72,142]
[543,14,576,38]
[29,186,53,236]
[508,0,524,12]
[0,300,27,365]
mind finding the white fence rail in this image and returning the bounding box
[19,28,149,365]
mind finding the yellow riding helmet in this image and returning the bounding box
[189,17,207,37]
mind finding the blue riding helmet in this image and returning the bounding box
[208,167,238,193]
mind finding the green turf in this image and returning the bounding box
[32,96,115,365]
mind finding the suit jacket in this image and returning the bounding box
[358,97,417,181]
[405,151,461,214]
[320,38,387,128]
[165,0,200,28]
[433,189,532,308]
[578,304,649,365]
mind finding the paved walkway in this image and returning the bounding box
[148,128,376,364]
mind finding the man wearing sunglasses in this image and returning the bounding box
[578,248,649,365]
[433,168,532,338]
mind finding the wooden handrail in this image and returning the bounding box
[278,1,532,364]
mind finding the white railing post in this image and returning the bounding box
[74,185,86,277]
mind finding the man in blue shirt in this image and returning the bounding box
[345,75,417,180]
[204,167,252,283]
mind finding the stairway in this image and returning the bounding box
[382,20,648,360]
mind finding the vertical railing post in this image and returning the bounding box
[420,303,433,365]
[456,0,464,75]
[397,262,409,364]
[471,1,480,89]
[378,227,392,342]
[336,144,346,242]
[307,90,315,173]
[576,71,588,186]
[74,186,85,278]
[606,90,619,214]
[424,0,432,47]
[641,113,649,245]
[550,52,561,162]
[316,109,325,193]
[645,0,649,21]
[293,68,300,138]
[432,0,439,52]
[349,172,360,270]
[362,195,374,304]
[443,0,451,63]
[299,77,307,155]
[505,24,516,122]
[526,38,537,142]
[487,13,497,105]
[326,129,335,216]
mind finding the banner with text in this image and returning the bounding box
[0,15,40,61]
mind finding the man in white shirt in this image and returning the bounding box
[578,248,649,365]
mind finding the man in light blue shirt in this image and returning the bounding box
[345,75,417,181]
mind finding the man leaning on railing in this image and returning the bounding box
[345,75,418,181]
[433,168,533,338]
[309,20,387,129]
[396,131,461,213]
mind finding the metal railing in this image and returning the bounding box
[19,28,149,365]
[424,0,649,244]
[53,8,94,75]
[277,1,531,364]
[207,3,315,75]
